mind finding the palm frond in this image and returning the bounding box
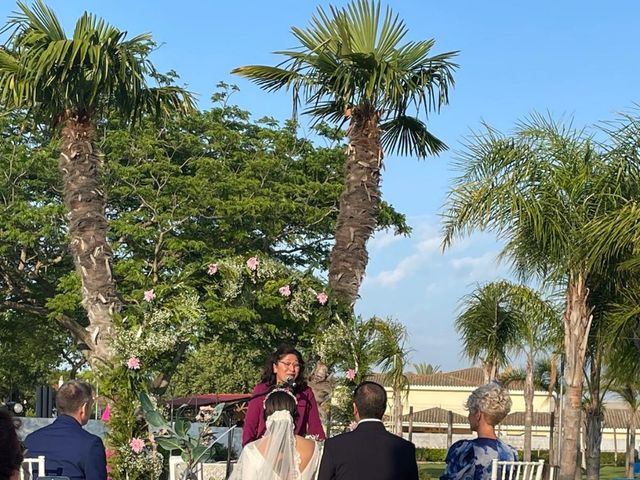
[380,115,446,157]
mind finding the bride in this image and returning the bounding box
[231,389,323,479]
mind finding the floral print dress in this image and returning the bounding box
[440,437,518,480]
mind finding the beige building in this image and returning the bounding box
[371,367,637,453]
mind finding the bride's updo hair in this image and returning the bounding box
[264,390,298,422]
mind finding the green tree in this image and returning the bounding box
[442,115,634,480]
[372,318,410,437]
[0,0,195,366]
[171,338,262,396]
[233,0,457,306]
[454,282,520,383]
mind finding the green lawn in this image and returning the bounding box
[418,463,627,480]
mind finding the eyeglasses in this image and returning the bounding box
[278,361,301,369]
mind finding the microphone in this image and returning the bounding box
[283,376,297,389]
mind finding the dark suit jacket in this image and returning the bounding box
[24,415,107,480]
[317,420,419,480]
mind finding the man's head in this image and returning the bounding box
[56,380,94,425]
[352,381,387,421]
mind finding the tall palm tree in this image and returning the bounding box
[506,283,559,461]
[454,282,520,383]
[0,1,195,366]
[233,0,457,306]
[442,115,632,480]
[371,317,410,437]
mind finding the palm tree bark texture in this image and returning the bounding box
[60,113,121,365]
[559,276,593,480]
[329,108,382,305]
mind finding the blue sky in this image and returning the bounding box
[2,1,638,371]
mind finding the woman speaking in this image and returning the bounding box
[242,344,326,446]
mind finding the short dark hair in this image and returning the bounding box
[0,410,23,480]
[56,380,93,415]
[260,344,307,391]
[263,390,298,422]
[353,381,387,419]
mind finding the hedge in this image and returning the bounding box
[415,448,629,467]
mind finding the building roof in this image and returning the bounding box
[401,407,468,424]
[398,406,639,429]
[370,367,542,391]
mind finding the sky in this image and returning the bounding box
[1,1,638,371]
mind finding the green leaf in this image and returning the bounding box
[144,410,169,429]
[174,418,191,438]
[155,436,183,452]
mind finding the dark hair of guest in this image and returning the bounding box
[263,390,299,422]
[353,381,387,419]
[259,343,307,391]
[0,409,23,480]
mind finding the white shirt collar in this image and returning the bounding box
[358,418,383,425]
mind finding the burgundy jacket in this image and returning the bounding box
[242,382,326,446]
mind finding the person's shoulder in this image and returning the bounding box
[252,382,270,393]
[445,439,474,460]
[324,431,353,447]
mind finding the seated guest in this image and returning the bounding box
[24,380,107,480]
[440,382,517,480]
[0,409,24,480]
[317,381,419,480]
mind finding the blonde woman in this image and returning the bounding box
[441,383,517,480]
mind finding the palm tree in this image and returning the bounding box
[371,317,410,437]
[610,383,640,478]
[442,115,632,480]
[233,0,457,306]
[412,362,441,375]
[454,282,520,383]
[503,283,559,461]
[0,1,195,366]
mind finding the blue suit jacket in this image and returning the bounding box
[24,415,107,480]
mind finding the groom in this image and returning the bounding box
[317,381,419,480]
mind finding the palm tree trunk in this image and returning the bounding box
[626,413,637,478]
[559,274,592,480]
[584,405,603,480]
[328,108,382,305]
[524,351,534,461]
[585,350,603,480]
[60,112,120,367]
[393,386,403,437]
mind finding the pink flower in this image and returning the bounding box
[346,368,357,381]
[207,263,218,275]
[129,437,145,454]
[349,421,358,431]
[246,256,259,271]
[316,292,328,305]
[278,285,291,297]
[101,404,111,422]
[143,289,155,302]
[127,356,141,370]
[105,448,116,459]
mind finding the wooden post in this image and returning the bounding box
[447,410,453,448]
[408,406,414,442]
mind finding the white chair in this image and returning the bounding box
[490,459,545,480]
[20,456,45,480]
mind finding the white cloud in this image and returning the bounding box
[367,228,403,251]
[449,251,508,283]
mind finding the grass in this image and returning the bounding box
[418,463,627,479]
